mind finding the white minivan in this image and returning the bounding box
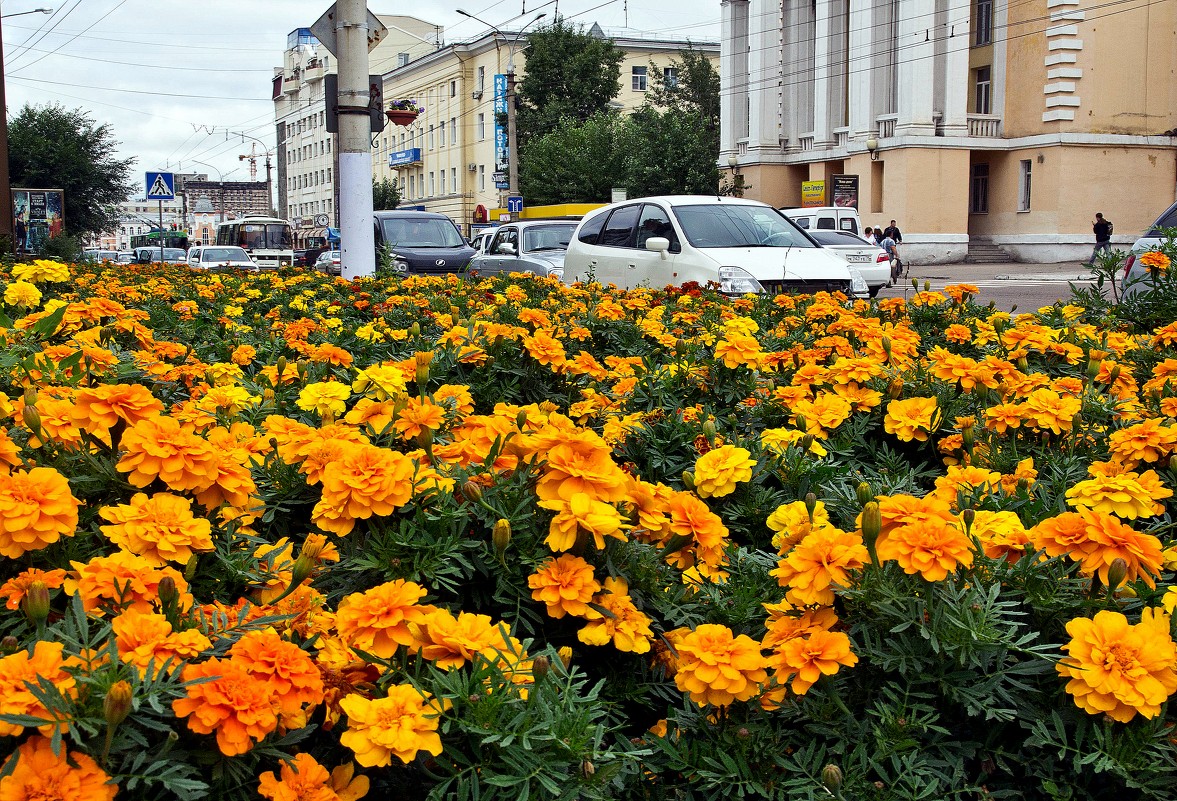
[562,196,862,296]
[781,206,862,236]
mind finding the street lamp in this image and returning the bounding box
[1,8,53,18]
[455,9,546,202]
[231,131,275,216]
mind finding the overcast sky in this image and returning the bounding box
[2,0,720,199]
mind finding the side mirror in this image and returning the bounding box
[645,237,670,259]
[497,242,516,255]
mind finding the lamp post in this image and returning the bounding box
[726,155,745,198]
[231,131,275,216]
[455,10,546,203]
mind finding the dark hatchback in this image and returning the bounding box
[373,211,476,276]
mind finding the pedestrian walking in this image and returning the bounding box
[1084,213,1113,266]
[878,231,900,285]
[883,219,905,276]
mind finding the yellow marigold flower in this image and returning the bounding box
[673,623,768,707]
[407,608,514,670]
[1065,469,1172,519]
[336,579,430,659]
[761,427,828,458]
[311,443,415,536]
[1068,508,1164,589]
[0,736,116,801]
[0,642,76,737]
[12,258,70,283]
[970,510,1030,563]
[770,527,868,606]
[528,554,601,619]
[771,629,859,695]
[71,383,164,444]
[884,397,939,442]
[393,396,446,441]
[792,392,853,437]
[538,492,626,552]
[116,415,219,492]
[196,385,260,416]
[1107,418,1177,468]
[693,445,756,499]
[1021,388,1081,435]
[767,499,830,553]
[298,381,351,419]
[0,466,80,558]
[339,686,445,767]
[99,492,214,566]
[4,280,42,307]
[931,464,1001,509]
[352,364,408,400]
[578,577,654,654]
[876,517,974,581]
[1058,608,1177,723]
[173,657,278,756]
[714,331,764,369]
[65,551,190,615]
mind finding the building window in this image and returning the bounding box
[975,0,993,46]
[428,125,435,149]
[1018,160,1032,212]
[439,121,446,147]
[450,80,457,97]
[409,175,415,197]
[429,172,435,196]
[632,66,647,91]
[663,67,678,87]
[970,163,989,213]
[477,66,485,91]
[398,52,410,67]
[440,170,446,195]
[479,165,485,191]
[451,167,457,192]
[477,114,486,140]
[974,66,992,114]
[450,117,457,145]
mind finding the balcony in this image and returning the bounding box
[876,114,897,139]
[303,59,325,82]
[967,114,1003,138]
[798,133,815,152]
[282,70,300,94]
[832,127,849,148]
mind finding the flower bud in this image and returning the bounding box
[1086,356,1101,383]
[21,404,43,438]
[462,480,484,504]
[416,426,434,450]
[409,321,421,337]
[674,338,688,355]
[1016,356,1029,372]
[262,387,275,403]
[0,635,18,654]
[861,501,882,566]
[21,580,50,626]
[794,414,808,435]
[1107,365,1122,387]
[103,680,134,728]
[184,555,199,581]
[881,337,892,361]
[580,760,595,779]
[702,419,717,441]
[821,764,844,794]
[414,351,434,386]
[23,387,37,407]
[681,471,696,491]
[516,410,528,430]
[856,481,873,506]
[276,355,288,378]
[961,421,975,454]
[887,378,903,399]
[157,575,179,608]
[492,519,512,560]
[961,508,975,535]
[558,646,572,669]
[1106,558,1129,592]
[531,654,551,682]
[804,492,818,523]
[923,280,931,292]
[799,434,815,453]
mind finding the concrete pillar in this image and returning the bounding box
[895,0,937,135]
[847,0,876,141]
[719,0,747,159]
[812,0,833,146]
[782,0,807,151]
[941,0,971,136]
[747,0,781,151]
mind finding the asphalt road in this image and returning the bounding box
[875,261,1100,312]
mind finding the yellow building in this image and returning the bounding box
[721,0,1177,262]
[374,25,718,235]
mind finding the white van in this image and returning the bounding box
[781,206,862,236]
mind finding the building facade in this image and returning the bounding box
[273,18,442,246]
[721,0,1177,262]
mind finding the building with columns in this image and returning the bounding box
[721,0,1177,262]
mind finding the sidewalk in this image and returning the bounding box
[903,261,1095,282]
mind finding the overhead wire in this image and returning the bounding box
[9,0,132,75]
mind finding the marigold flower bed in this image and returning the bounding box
[1,259,1176,800]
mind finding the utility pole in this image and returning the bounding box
[0,15,16,251]
[336,0,376,279]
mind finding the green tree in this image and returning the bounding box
[8,103,134,237]
[373,176,401,210]
[515,18,624,150]
[645,47,721,124]
[519,112,627,205]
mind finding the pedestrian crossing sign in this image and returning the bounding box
[145,171,175,201]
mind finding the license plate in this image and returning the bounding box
[846,254,870,263]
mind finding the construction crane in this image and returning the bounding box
[238,143,259,182]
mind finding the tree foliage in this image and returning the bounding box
[8,103,134,237]
[519,113,627,205]
[373,177,401,211]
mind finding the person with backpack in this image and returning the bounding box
[878,229,900,285]
[883,219,904,277]
[1085,212,1113,266]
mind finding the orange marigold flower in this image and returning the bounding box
[0,735,116,801]
[673,623,768,707]
[99,492,214,566]
[336,579,430,659]
[1107,418,1177,468]
[876,517,974,581]
[1058,608,1177,723]
[522,329,567,369]
[984,402,1023,434]
[537,492,626,552]
[1138,250,1171,273]
[339,686,445,767]
[65,551,190,615]
[693,445,756,499]
[1070,508,1164,589]
[770,527,868,606]
[116,415,219,492]
[1065,469,1172,519]
[770,629,858,695]
[172,657,278,756]
[71,383,163,444]
[535,429,629,503]
[578,577,654,654]
[0,466,80,558]
[883,397,939,442]
[257,752,337,801]
[664,491,730,577]
[970,510,1030,563]
[407,608,514,669]
[0,642,76,737]
[113,609,211,673]
[0,567,66,611]
[393,397,446,441]
[230,628,325,724]
[312,444,415,536]
[1021,388,1081,435]
[528,554,601,619]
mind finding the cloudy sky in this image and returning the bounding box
[2,0,720,198]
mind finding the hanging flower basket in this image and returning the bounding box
[386,100,423,127]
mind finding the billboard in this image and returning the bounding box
[801,180,826,207]
[493,74,510,189]
[13,188,65,254]
[831,174,859,209]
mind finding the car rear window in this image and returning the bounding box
[1150,202,1177,234]
[577,213,607,245]
[599,205,641,248]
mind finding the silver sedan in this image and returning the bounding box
[470,221,577,280]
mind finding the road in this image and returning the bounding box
[874,261,1100,312]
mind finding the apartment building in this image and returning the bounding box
[721,0,1177,262]
[273,18,442,246]
[373,26,719,233]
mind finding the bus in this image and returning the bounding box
[130,230,190,251]
[215,216,294,271]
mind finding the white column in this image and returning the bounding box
[812,0,833,146]
[337,0,376,279]
[847,0,875,140]
[941,0,970,136]
[747,0,781,151]
[719,0,747,159]
[782,0,806,151]
[895,0,937,135]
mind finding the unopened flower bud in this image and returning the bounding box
[881,337,892,361]
[21,404,42,437]
[861,501,882,567]
[856,482,873,506]
[923,280,931,292]
[1016,356,1029,372]
[794,414,808,435]
[888,378,903,399]
[702,419,717,441]
[532,654,551,682]
[961,508,975,534]
[21,581,49,626]
[0,635,18,654]
[23,387,37,406]
[276,356,288,378]
[1086,357,1101,382]
[409,321,421,337]
[804,492,818,523]
[462,480,483,503]
[103,680,134,728]
[492,518,512,560]
[1106,558,1129,592]
[1107,365,1122,387]
[799,434,815,453]
[822,764,844,794]
[681,470,696,491]
[262,387,275,402]
[414,351,433,385]
[558,646,572,669]
[157,575,178,607]
[416,426,434,450]
[961,423,975,454]
[184,555,199,581]
[674,338,688,355]
[580,760,595,779]
[516,410,528,430]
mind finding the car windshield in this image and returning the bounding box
[672,205,815,249]
[1149,203,1177,234]
[240,223,292,250]
[202,247,249,261]
[380,217,464,248]
[523,224,575,252]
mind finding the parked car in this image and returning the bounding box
[187,246,258,272]
[563,195,858,296]
[806,229,892,295]
[781,205,863,235]
[471,228,498,254]
[117,252,136,264]
[133,247,188,265]
[315,250,342,276]
[1121,200,1177,300]
[82,249,120,263]
[373,210,476,275]
[470,220,576,280]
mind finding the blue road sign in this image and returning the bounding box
[507,196,524,214]
[145,171,175,201]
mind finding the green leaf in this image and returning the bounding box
[31,303,69,338]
